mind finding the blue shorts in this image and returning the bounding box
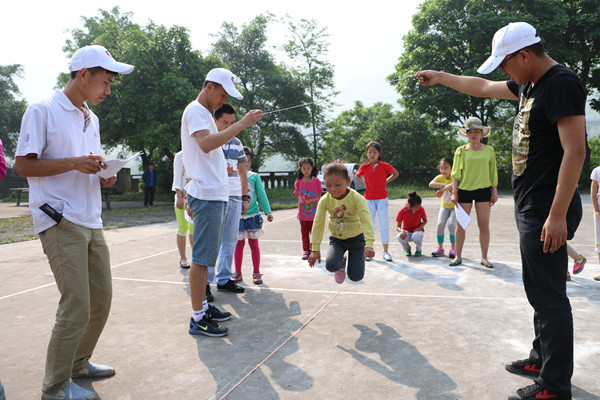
[187,195,227,268]
[239,213,264,232]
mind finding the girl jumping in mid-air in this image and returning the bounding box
[233,147,273,285]
[294,157,321,260]
[356,141,399,262]
[429,157,456,258]
[308,162,375,284]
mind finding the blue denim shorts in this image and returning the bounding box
[187,195,227,268]
[239,213,263,232]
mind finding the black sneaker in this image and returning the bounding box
[217,280,245,293]
[505,358,541,377]
[188,316,228,337]
[508,382,571,400]
[206,284,214,302]
[206,305,231,322]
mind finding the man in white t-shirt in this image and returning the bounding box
[15,45,134,400]
[181,68,262,337]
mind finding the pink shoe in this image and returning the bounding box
[231,273,242,282]
[252,273,263,284]
[449,249,456,258]
[573,256,586,274]
[431,246,445,257]
[302,251,310,260]
[334,269,346,284]
[334,257,347,284]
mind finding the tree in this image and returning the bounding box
[282,16,338,165]
[322,101,394,165]
[391,0,600,122]
[211,14,312,169]
[322,101,458,182]
[0,65,28,158]
[61,7,220,188]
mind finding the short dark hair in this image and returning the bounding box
[203,80,222,89]
[214,103,237,120]
[439,157,453,168]
[70,66,117,80]
[407,191,422,206]
[243,146,254,160]
[524,41,545,56]
[322,162,349,180]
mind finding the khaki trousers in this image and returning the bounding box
[39,219,112,393]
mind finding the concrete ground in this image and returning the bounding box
[1,196,599,399]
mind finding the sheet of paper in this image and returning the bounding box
[455,203,472,230]
[97,151,143,179]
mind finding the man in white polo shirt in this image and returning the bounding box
[182,68,262,337]
[15,45,134,400]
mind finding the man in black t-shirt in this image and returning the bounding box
[416,22,586,400]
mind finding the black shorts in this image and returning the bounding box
[458,187,491,203]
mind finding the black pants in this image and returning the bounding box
[515,192,581,396]
[326,234,366,282]
[144,187,155,206]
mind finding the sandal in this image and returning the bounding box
[480,260,494,269]
[179,262,190,269]
[449,259,462,266]
[231,272,242,282]
[253,273,263,285]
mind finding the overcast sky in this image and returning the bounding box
[2,0,424,114]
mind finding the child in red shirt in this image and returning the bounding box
[356,141,399,262]
[396,191,427,256]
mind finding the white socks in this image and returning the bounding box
[192,301,210,322]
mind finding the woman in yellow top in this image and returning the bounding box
[450,117,498,268]
[308,162,375,284]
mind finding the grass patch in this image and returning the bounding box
[101,205,175,229]
[0,216,38,244]
[386,181,437,199]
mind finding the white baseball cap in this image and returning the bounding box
[71,45,135,75]
[205,68,243,100]
[477,22,541,74]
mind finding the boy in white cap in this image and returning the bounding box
[15,45,134,400]
[181,68,262,337]
[416,22,585,400]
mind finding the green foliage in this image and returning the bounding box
[282,15,339,165]
[391,0,600,119]
[589,136,600,168]
[322,101,458,184]
[321,101,393,164]
[211,14,312,169]
[0,64,28,158]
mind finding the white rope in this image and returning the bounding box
[263,100,322,115]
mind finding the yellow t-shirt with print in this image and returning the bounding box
[310,189,375,252]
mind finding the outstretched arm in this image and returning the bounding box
[415,70,517,100]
